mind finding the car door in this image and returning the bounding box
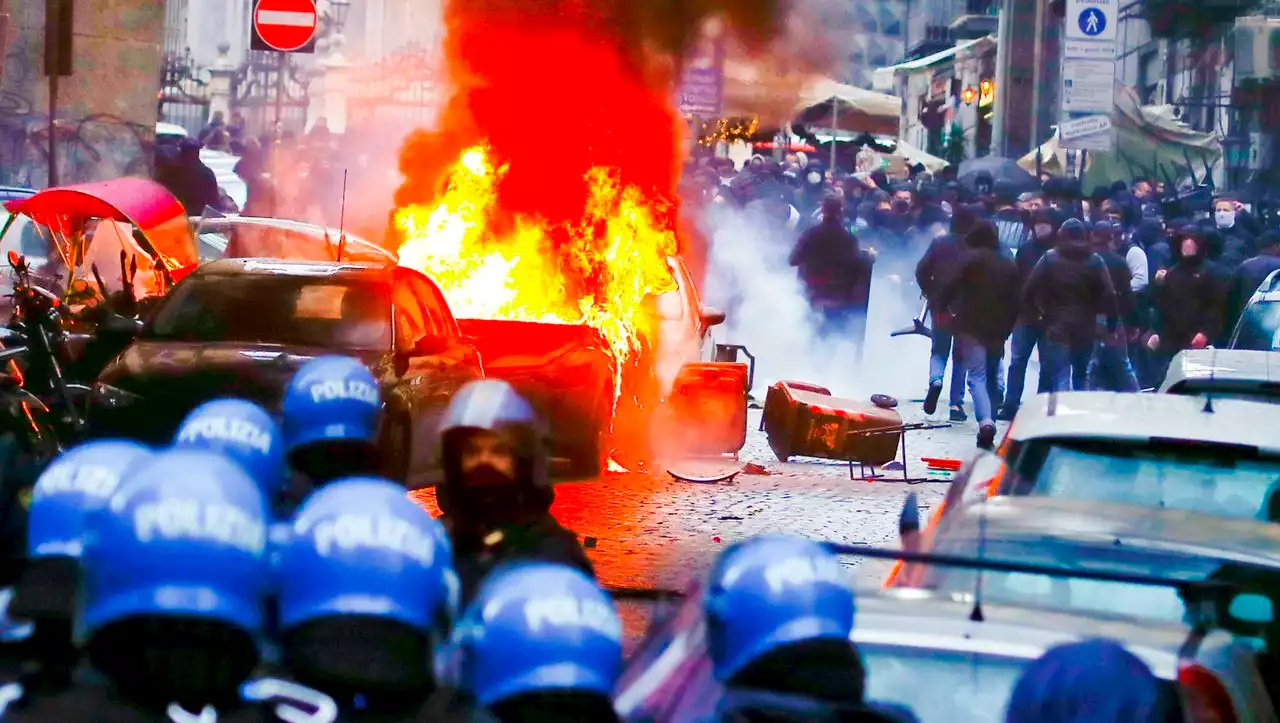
[391,268,483,484]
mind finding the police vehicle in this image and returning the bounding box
[85,258,483,487]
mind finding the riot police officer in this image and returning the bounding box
[436,380,592,603]
[261,476,483,722]
[281,356,383,502]
[447,562,622,722]
[1,440,153,704]
[174,398,287,512]
[705,535,902,722]
[8,448,274,722]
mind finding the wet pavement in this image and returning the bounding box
[410,404,986,653]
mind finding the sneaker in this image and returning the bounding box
[977,423,997,450]
[922,382,943,415]
[996,406,1017,422]
[949,405,967,423]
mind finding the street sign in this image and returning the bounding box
[1059,114,1114,151]
[1064,39,1116,60]
[251,0,318,54]
[1059,114,1111,140]
[1061,58,1115,114]
[678,31,725,116]
[1065,0,1117,43]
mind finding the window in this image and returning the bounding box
[1231,300,1280,351]
[860,645,1025,723]
[1010,439,1280,522]
[147,274,391,351]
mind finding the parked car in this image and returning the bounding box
[1231,269,1280,352]
[885,494,1280,723]
[1160,348,1280,404]
[191,214,395,265]
[85,258,483,487]
[914,392,1280,535]
[614,542,1275,723]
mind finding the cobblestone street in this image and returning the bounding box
[411,403,988,649]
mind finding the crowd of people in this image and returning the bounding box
[681,149,1280,449]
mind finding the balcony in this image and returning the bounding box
[907,2,957,60]
[951,0,1000,40]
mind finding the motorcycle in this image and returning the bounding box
[2,250,86,456]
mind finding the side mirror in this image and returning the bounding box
[6,251,24,272]
[899,491,921,551]
[700,306,727,328]
[408,334,449,357]
[100,314,143,337]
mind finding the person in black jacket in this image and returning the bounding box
[933,222,1021,450]
[790,195,875,353]
[915,204,975,417]
[998,208,1066,420]
[1086,221,1140,392]
[1023,218,1120,393]
[1147,228,1224,384]
[1224,232,1280,336]
[435,380,593,605]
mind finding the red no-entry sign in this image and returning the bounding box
[251,0,318,53]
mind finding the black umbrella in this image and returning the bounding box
[958,156,1039,193]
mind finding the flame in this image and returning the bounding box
[394,146,679,368]
[606,458,630,473]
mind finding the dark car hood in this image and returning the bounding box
[99,340,380,410]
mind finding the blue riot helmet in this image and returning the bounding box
[276,477,452,696]
[1006,639,1165,723]
[80,448,270,705]
[437,379,551,521]
[281,356,383,485]
[14,440,154,615]
[8,440,153,682]
[174,398,286,501]
[450,562,622,719]
[704,535,861,703]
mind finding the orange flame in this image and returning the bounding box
[394,146,679,368]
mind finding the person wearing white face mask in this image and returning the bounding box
[1212,196,1257,272]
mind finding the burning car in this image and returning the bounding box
[394,149,751,479]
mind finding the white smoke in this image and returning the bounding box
[700,204,933,402]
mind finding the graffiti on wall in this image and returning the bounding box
[0,1,159,188]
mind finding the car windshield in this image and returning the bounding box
[1014,440,1280,521]
[860,644,1025,723]
[146,274,391,350]
[1232,300,1280,351]
[1173,383,1280,405]
[919,538,1219,624]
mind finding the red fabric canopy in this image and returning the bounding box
[3,177,196,271]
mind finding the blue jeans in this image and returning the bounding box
[1003,324,1045,413]
[955,335,996,425]
[987,349,1006,411]
[1040,339,1096,392]
[928,326,967,407]
[1089,327,1139,392]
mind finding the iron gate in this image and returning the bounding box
[346,43,444,130]
[231,50,312,137]
[158,49,212,135]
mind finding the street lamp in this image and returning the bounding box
[323,0,351,36]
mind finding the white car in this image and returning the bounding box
[929,391,1280,524]
[1160,348,1280,404]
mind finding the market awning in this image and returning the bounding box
[720,61,900,132]
[871,35,995,90]
[1016,83,1221,188]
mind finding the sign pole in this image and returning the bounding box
[274,51,285,127]
[45,0,60,187]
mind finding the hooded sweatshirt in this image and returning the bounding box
[1022,218,1119,345]
[1154,233,1224,348]
[932,222,1020,347]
